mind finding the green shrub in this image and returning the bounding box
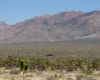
[83,70,93,75]
[55,74,57,77]
[76,75,83,80]
[11,77,15,80]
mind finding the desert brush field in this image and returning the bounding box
[0,40,100,80]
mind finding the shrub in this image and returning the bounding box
[76,75,83,80]
[83,70,93,75]
[55,74,57,77]
[59,74,63,78]
[9,70,20,74]
[11,77,15,80]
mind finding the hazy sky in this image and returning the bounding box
[0,0,100,25]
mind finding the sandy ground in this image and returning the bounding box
[0,67,100,80]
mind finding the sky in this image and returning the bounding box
[0,0,100,25]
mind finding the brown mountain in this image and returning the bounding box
[0,10,100,43]
[0,21,10,30]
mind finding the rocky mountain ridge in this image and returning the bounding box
[0,10,100,43]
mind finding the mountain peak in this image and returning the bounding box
[0,21,10,30]
[43,14,52,17]
[93,10,100,14]
[33,14,52,19]
[94,10,100,12]
[0,21,7,25]
[78,10,83,13]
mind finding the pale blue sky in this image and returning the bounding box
[0,0,100,25]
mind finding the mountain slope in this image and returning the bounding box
[0,10,100,43]
[61,10,100,39]
[0,21,10,30]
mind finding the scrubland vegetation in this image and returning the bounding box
[0,40,100,80]
[1,40,100,60]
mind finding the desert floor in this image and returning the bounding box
[0,67,100,80]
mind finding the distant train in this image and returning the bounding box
[43,54,77,57]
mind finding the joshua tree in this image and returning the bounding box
[51,66,54,73]
[55,58,61,69]
[12,55,17,70]
[37,58,40,70]
[0,57,3,67]
[4,60,9,69]
[92,58,100,71]
[29,57,36,69]
[41,60,50,71]
[67,59,75,71]
[20,58,29,80]
[59,62,64,72]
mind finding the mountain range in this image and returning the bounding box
[0,10,100,43]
